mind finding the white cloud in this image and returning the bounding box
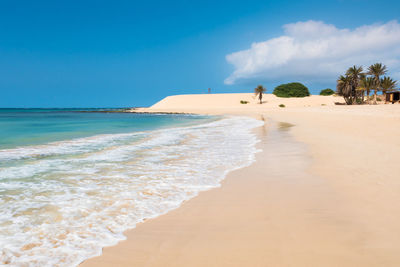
[224,20,400,85]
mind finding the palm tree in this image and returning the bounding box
[336,75,353,105]
[368,63,387,104]
[380,76,397,102]
[254,85,266,104]
[346,65,364,104]
[358,77,374,104]
[346,65,364,86]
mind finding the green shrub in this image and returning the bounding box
[319,88,335,96]
[279,104,285,108]
[240,100,249,104]
[273,82,310,98]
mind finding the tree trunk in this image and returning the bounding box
[259,93,262,104]
[361,90,365,104]
[374,79,380,105]
[367,90,370,104]
[352,86,357,105]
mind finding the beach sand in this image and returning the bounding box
[81,94,400,266]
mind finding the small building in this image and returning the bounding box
[386,91,400,104]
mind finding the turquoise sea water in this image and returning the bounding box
[0,109,263,266]
[0,109,214,149]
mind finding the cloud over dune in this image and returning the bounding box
[224,20,400,84]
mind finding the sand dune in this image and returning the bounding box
[134,93,344,114]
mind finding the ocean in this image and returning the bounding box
[0,109,263,266]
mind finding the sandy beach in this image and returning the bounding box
[82,94,400,266]
[4,2,400,266]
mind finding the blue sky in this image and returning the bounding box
[0,0,399,107]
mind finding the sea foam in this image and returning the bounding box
[0,116,263,266]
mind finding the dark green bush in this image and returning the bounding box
[279,104,285,108]
[240,100,249,104]
[319,88,335,96]
[273,82,310,98]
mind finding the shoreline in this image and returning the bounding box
[81,94,400,266]
[79,114,265,266]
